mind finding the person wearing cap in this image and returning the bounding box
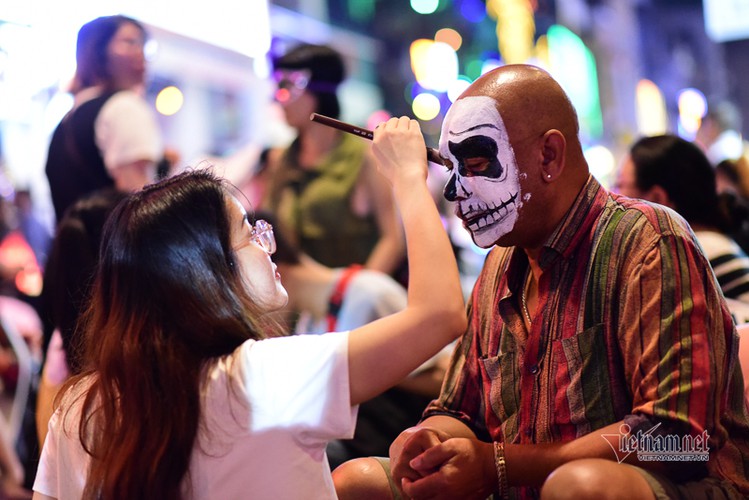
[261,44,405,278]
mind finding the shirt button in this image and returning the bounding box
[529,364,539,374]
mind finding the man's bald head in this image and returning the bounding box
[440,64,590,249]
[463,65,582,158]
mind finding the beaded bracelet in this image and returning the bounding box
[493,441,509,500]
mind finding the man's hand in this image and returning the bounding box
[389,426,450,497]
[402,437,496,500]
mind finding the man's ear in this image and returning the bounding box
[644,185,674,208]
[540,129,566,182]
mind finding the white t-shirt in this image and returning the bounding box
[33,331,357,499]
[94,90,163,172]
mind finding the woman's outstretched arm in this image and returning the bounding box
[347,117,466,406]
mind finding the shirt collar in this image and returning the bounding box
[538,175,607,269]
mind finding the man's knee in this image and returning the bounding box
[333,457,395,500]
[541,459,655,500]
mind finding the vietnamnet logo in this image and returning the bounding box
[602,423,710,463]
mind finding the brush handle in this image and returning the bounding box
[310,113,444,165]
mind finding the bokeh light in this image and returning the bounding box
[348,0,375,21]
[410,39,433,77]
[412,92,442,121]
[486,0,536,64]
[447,75,472,102]
[144,39,159,62]
[635,79,667,136]
[460,0,487,23]
[411,0,440,15]
[410,40,459,92]
[465,59,484,80]
[155,86,184,116]
[481,58,502,75]
[677,87,707,139]
[367,109,392,130]
[435,28,463,51]
[584,145,616,187]
[547,24,603,139]
[534,34,549,67]
[275,88,291,103]
[0,232,42,297]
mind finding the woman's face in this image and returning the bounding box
[274,69,318,129]
[715,169,738,196]
[280,91,317,129]
[106,22,146,90]
[613,155,643,198]
[226,196,288,312]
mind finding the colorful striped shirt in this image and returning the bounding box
[425,176,749,497]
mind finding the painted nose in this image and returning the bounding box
[443,172,470,201]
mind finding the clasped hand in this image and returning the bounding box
[390,427,496,500]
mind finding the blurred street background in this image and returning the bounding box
[1,0,748,228]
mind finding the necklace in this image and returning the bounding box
[521,270,533,326]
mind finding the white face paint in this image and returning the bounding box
[440,95,521,248]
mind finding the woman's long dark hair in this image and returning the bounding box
[62,170,278,499]
[42,188,127,374]
[72,15,146,94]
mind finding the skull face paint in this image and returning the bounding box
[441,95,521,248]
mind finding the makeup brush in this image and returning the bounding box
[310,113,444,166]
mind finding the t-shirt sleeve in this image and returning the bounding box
[95,90,162,172]
[238,331,357,447]
[33,410,60,497]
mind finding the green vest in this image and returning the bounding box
[265,134,379,267]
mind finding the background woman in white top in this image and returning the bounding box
[32,117,465,499]
[45,15,164,222]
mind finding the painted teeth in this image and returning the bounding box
[466,192,517,230]
[470,209,503,230]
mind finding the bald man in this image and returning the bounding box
[333,65,749,499]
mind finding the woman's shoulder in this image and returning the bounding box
[695,229,744,256]
[237,332,349,358]
[55,375,97,434]
[214,334,350,404]
[98,90,153,122]
[59,375,95,402]
[218,334,349,376]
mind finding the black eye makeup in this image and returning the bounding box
[448,136,505,179]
